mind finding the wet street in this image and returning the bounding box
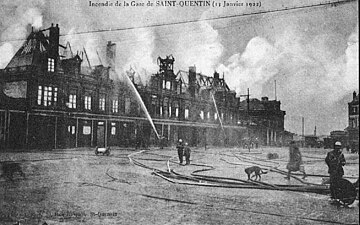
[0,146,359,225]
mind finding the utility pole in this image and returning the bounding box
[240,88,251,151]
[302,117,305,137]
[274,80,277,101]
[302,117,305,147]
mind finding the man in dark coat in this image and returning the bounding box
[159,135,166,149]
[325,141,346,200]
[176,139,184,164]
[184,142,191,165]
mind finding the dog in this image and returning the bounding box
[245,166,268,181]
[0,162,26,182]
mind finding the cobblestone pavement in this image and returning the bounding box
[0,146,359,225]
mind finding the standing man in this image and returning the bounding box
[184,142,191,165]
[176,139,184,164]
[159,135,166,149]
[325,141,346,201]
[286,141,307,180]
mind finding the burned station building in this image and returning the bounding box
[346,91,359,152]
[0,24,287,150]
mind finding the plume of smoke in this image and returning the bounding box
[217,36,280,97]
[217,21,359,135]
[52,2,158,83]
[0,0,44,68]
[344,24,359,90]
[173,11,223,76]
[0,43,13,68]
[119,28,158,84]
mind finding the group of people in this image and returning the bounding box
[286,141,349,203]
[176,139,191,165]
[176,138,349,202]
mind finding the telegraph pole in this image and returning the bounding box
[274,80,277,101]
[302,117,305,147]
[302,117,305,137]
[240,88,251,151]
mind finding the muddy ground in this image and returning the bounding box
[0,146,359,225]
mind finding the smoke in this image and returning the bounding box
[344,24,359,90]
[115,28,158,84]
[0,0,45,68]
[173,11,223,75]
[0,43,13,68]
[217,17,359,134]
[217,36,280,97]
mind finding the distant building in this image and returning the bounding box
[304,135,322,148]
[238,97,286,146]
[346,91,359,152]
[324,130,349,150]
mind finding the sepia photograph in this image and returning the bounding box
[0,0,359,224]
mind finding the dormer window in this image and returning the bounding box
[48,58,55,72]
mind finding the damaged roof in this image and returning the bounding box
[5,31,48,69]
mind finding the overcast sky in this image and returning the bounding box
[0,0,358,135]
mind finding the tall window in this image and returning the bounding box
[111,122,116,135]
[48,58,55,72]
[37,86,42,105]
[169,106,172,117]
[68,94,77,108]
[68,126,76,134]
[54,87,58,104]
[112,99,118,113]
[175,107,179,117]
[43,86,49,106]
[85,96,92,110]
[166,81,171,90]
[37,85,57,106]
[200,111,204,120]
[99,96,105,111]
[125,97,131,114]
[185,108,189,119]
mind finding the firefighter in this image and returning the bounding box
[184,142,191,165]
[176,139,184,164]
[325,141,346,202]
[159,135,166,149]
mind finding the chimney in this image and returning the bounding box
[49,23,60,58]
[213,71,219,80]
[106,41,116,69]
[189,66,196,97]
[353,91,357,100]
